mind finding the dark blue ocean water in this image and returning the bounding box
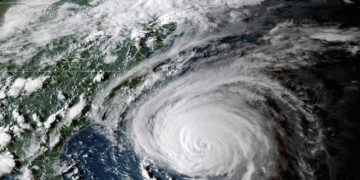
[60,125,189,180]
[60,126,144,180]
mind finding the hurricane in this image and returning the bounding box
[1,0,360,179]
[129,59,291,179]
[93,19,329,179]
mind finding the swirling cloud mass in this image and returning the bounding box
[93,18,346,178]
[130,62,278,179]
[2,0,359,179]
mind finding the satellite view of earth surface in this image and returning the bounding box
[0,0,360,179]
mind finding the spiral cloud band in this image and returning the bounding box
[90,22,336,178]
[130,64,279,179]
[88,5,351,178]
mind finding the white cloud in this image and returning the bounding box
[0,152,15,177]
[7,76,48,97]
[20,167,34,180]
[64,94,87,127]
[0,127,11,150]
